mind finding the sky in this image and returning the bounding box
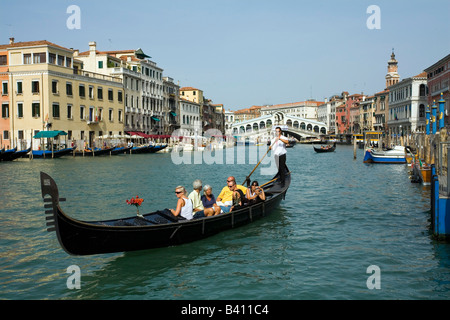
[1,0,449,110]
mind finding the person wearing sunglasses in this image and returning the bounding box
[170,186,193,220]
[216,176,247,213]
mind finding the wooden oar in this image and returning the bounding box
[242,140,276,186]
[260,171,291,189]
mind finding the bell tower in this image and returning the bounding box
[385,49,400,88]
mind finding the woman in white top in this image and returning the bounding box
[170,186,193,220]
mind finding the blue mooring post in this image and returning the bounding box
[431,165,436,232]
[438,93,445,129]
[432,100,437,135]
[426,105,431,135]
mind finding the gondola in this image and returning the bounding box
[74,147,115,157]
[1,148,31,161]
[32,148,75,159]
[149,144,168,153]
[40,166,290,256]
[130,145,154,154]
[0,148,17,161]
[110,146,132,155]
[313,142,336,153]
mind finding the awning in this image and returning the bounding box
[33,130,68,139]
[170,112,177,117]
[151,117,160,122]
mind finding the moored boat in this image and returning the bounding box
[1,148,31,161]
[363,146,408,164]
[40,166,290,256]
[32,148,75,159]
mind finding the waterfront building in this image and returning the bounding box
[162,77,180,135]
[233,105,262,123]
[373,89,389,133]
[1,39,125,150]
[179,87,224,133]
[335,93,364,136]
[260,100,323,121]
[0,41,10,149]
[359,95,375,132]
[75,42,167,135]
[179,97,201,137]
[387,72,428,142]
[224,109,235,134]
[424,53,450,127]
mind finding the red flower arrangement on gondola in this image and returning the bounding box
[126,195,144,217]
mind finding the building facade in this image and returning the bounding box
[0,42,10,148]
[179,98,201,137]
[424,53,450,127]
[388,72,428,141]
[1,39,125,150]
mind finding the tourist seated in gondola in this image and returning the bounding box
[201,185,221,216]
[170,186,193,220]
[246,180,266,204]
[216,176,247,213]
[188,179,206,219]
[230,183,246,212]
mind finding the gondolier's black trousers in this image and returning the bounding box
[275,153,286,186]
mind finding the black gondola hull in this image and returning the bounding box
[41,169,289,256]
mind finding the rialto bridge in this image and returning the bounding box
[230,111,328,141]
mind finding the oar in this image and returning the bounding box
[259,171,292,189]
[242,140,276,186]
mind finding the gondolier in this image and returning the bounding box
[270,126,289,187]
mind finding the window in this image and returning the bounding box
[52,80,58,94]
[0,55,6,65]
[49,53,56,64]
[2,81,7,95]
[2,103,9,118]
[33,52,46,64]
[108,89,113,101]
[57,55,64,66]
[24,54,31,64]
[89,86,94,99]
[109,108,114,122]
[80,106,85,120]
[97,87,103,100]
[18,130,24,140]
[98,108,103,121]
[80,131,84,140]
[98,61,103,69]
[31,81,39,94]
[17,102,23,118]
[52,103,60,118]
[3,130,9,140]
[32,103,40,117]
[66,82,73,96]
[118,110,123,122]
[16,81,22,95]
[67,104,72,119]
[66,57,72,68]
[79,84,85,97]
[118,90,123,102]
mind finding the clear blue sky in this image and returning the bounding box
[1,0,449,110]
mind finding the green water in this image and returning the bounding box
[1,145,449,300]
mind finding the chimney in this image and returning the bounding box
[9,37,15,44]
[89,41,97,55]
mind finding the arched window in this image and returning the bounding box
[419,84,426,97]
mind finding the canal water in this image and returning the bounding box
[0,144,449,300]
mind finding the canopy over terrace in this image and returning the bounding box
[126,132,172,139]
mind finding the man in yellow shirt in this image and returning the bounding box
[216,176,247,213]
